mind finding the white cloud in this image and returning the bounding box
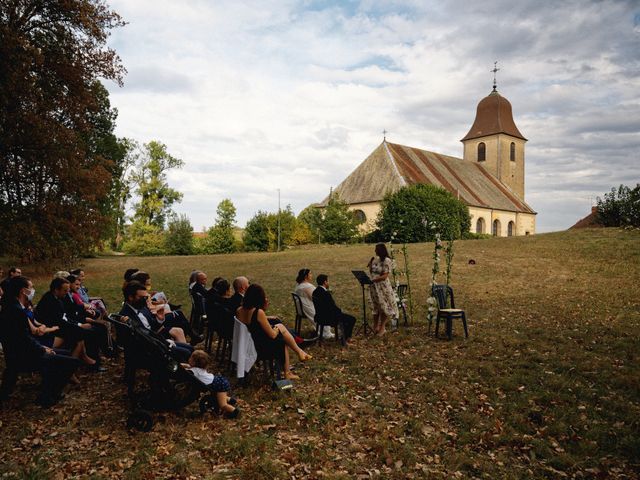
[106,0,640,232]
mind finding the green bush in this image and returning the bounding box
[122,221,166,256]
[377,184,471,242]
[164,215,194,255]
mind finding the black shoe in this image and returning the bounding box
[224,408,240,419]
[89,366,107,373]
[189,334,204,346]
[228,397,237,406]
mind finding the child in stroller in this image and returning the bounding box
[182,350,239,419]
[108,314,228,431]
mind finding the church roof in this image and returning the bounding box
[461,90,527,141]
[319,141,536,214]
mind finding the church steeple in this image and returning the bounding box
[461,72,527,201]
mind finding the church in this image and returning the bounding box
[317,82,537,237]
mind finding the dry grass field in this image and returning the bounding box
[0,228,638,479]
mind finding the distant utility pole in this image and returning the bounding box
[277,188,281,252]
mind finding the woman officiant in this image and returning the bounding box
[367,243,398,336]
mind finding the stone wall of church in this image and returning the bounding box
[462,134,526,201]
[348,202,381,232]
[516,213,536,236]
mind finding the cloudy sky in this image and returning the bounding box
[105,0,640,233]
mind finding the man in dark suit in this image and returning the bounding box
[312,274,356,345]
[228,276,249,313]
[0,266,21,297]
[0,276,79,407]
[35,277,103,369]
[119,282,193,362]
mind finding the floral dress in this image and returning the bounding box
[369,256,399,318]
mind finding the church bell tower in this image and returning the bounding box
[461,65,527,201]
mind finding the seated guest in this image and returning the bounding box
[312,274,356,345]
[181,350,239,419]
[229,276,249,313]
[191,271,208,298]
[35,277,98,366]
[295,268,334,339]
[130,271,203,345]
[119,281,193,362]
[236,284,312,380]
[0,266,22,296]
[188,270,201,292]
[0,276,80,407]
[64,275,111,362]
[122,268,139,290]
[71,268,108,318]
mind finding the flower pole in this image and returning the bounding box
[426,228,443,334]
[444,238,454,308]
[388,235,403,329]
[401,242,413,323]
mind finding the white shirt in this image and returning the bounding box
[294,281,316,321]
[126,303,151,329]
[189,367,214,385]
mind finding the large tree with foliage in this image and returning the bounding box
[202,199,237,254]
[243,211,271,252]
[129,141,184,229]
[596,184,640,228]
[377,184,471,241]
[0,0,126,262]
[321,194,361,244]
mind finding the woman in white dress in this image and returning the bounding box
[367,243,398,336]
[294,268,334,338]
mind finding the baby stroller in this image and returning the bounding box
[107,314,221,431]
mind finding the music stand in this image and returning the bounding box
[352,270,373,335]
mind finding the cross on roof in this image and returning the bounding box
[491,61,500,91]
[383,129,388,141]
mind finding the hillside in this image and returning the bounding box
[1,229,638,479]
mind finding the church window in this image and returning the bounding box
[477,142,486,162]
[354,209,366,223]
[492,219,501,237]
[476,217,485,234]
[508,221,515,236]
[510,142,516,161]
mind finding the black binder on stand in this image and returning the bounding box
[352,270,373,335]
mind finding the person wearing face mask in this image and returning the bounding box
[0,276,80,407]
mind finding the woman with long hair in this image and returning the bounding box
[236,284,311,380]
[367,243,399,336]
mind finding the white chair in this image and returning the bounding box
[231,317,257,379]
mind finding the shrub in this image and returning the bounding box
[122,221,166,256]
[377,184,471,242]
[164,215,194,255]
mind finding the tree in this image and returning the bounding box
[243,211,271,252]
[0,1,126,262]
[377,184,471,242]
[130,141,184,229]
[164,214,194,255]
[121,220,165,256]
[597,184,640,228]
[298,205,323,243]
[202,199,237,254]
[321,194,360,244]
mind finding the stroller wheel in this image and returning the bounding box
[127,409,153,432]
[199,394,220,415]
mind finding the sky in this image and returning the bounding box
[105,0,640,233]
